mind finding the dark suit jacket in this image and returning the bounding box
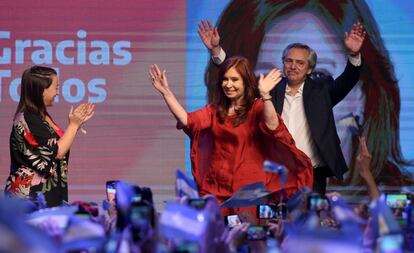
[270,61,362,180]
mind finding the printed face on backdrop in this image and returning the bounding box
[256,12,365,167]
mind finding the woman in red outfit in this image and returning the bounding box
[149,57,312,203]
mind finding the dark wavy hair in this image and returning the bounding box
[205,0,413,186]
[214,56,259,126]
[15,66,57,119]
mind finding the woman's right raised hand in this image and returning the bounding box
[149,64,170,96]
[149,64,188,126]
[69,103,95,127]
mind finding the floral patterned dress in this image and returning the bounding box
[5,112,69,207]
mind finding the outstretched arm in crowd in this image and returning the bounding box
[149,64,188,127]
[356,135,380,200]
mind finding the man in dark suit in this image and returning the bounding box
[198,20,366,194]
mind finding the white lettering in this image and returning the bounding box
[113,41,131,65]
[56,40,75,65]
[77,30,87,65]
[0,70,11,101]
[87,78,106,103]
[89,41,110,65]
[62,78,85,103]
[15,40,31,64]
[0,31,11,64]
[32,40,53,64]
[10,77,21,102]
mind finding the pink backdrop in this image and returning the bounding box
[0,0,187,208]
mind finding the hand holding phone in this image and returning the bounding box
[225,214,242,228]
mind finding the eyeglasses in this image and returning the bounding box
[283,58,307,69]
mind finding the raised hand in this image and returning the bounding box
[258,68,282,97]
[69,103,95,127]
[149,64,169,95]
[356,135,372,180]
[225,222,250,252]
[149,64,188,126]
[344,22,366,55]
[198,19,220,51]
[356,135,380,199]
[266,218,285,240]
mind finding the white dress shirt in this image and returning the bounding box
[282,83,323,167]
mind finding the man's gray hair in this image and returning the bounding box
[282,43,317,71]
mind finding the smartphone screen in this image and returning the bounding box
[308,196,330,211]
[378,234,404,253]
[188,198,207,210]
[130,203,151,223]
[175,242,199,253]
[225,214,241,228]
[385,193,409,209]
[247,226,267,240]
[106,180,118,202]
[130,186,142,203]
[257,204,277,219]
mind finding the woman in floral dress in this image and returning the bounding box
[5,66,94,207]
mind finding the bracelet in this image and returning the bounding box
[262,96,272,102]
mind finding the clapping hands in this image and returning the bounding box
[69,103,95,128]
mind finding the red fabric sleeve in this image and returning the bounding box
[183,105,214,190]
[184,105,214,137]
[254,100,313,195]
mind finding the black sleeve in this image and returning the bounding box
[22,113,59,176]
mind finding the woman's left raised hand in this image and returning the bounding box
[258,68,282,97]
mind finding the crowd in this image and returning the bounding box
[0,144,412,253]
